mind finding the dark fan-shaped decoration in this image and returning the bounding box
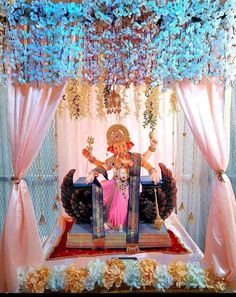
[61,169,92,224]
[139,163,177,223]
[61,163,177,225]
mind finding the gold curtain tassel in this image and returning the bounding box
[188,212,195,224]
[216,170,225,183]
[52,202,59,211]
[39,214,46,225]
[178,202,185,212]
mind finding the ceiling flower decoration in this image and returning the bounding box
[0,0,234,86]
[0,0,235,126]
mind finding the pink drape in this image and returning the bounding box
[0,79,66,293]
[174,78,236,290]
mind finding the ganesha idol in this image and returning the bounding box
[61,124,177,252]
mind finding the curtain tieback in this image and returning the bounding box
[215,170,225,183]
[11,176,21,185]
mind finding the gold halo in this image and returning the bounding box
[106,124,130,146]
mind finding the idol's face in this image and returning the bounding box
[113,141,128,157]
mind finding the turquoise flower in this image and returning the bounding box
[185,262,207,289]
[153,264,173,291]
[46,265,66,292]
[84,259,105,291]
[123,260,141,289]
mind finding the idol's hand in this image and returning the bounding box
[149,168,159,185]
[82,148,92,159]
[150,137,158,148]
[85,170,97,184]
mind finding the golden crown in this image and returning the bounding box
[106,124,130,146]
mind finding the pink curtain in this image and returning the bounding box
[174,78,236,290]
[0,79,66,293]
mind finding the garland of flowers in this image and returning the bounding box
[143,86,160,131]
[17,258,227,293]
[0,0,84,85]
[0,5,7,85]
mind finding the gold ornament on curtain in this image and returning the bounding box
[52,194,60,212]
[178,201,185,212]
[188,211,195,224]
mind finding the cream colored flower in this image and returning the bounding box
[24,266,51,293]
[139,258,158,288]
[64,264,88,293]
[204,268,226,292]
[102,258,125,290]
[168,261,188,288]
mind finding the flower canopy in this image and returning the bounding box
[0,0,235,87]
[0,0,235,129]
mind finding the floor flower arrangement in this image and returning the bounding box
[17,258,226,293]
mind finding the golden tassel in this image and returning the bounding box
[178,202,185,212]
[39,214,46,225]
[153,188,164,230]
[188,212,195,224]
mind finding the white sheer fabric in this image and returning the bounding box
[174,78,236,290]
[0,79,66,293]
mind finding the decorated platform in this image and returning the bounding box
[66,223,171,249]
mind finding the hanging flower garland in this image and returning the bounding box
[0,0,84,84]
[17,259,227,293]
[0,0,235,127]
[0,0,235,86]
[0,4,7,85]
[143,85,160,131]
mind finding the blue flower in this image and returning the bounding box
[46,265,66,292]
[185,262,207,289]
[84,259,105,291]
[123,260,141,289]
[153,265,173,291]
